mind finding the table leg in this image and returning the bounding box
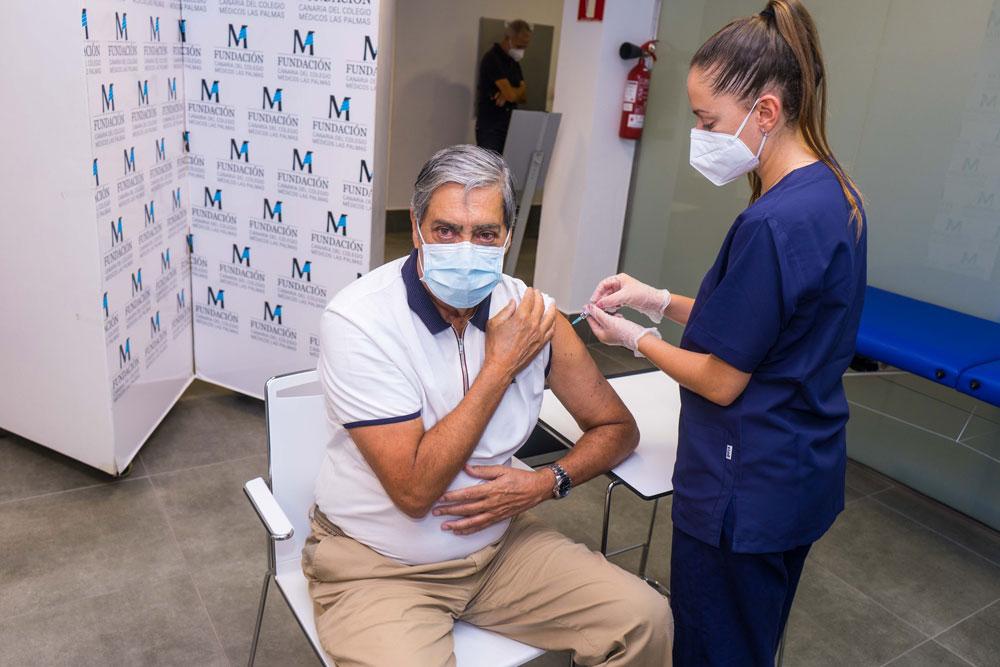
[600,479,621,555]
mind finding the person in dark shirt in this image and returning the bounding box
[476,19,532,154]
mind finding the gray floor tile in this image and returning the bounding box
[884,640,976,667]
[781,561,927,666]
[139,391,265,475]
[873,485,1000,567]
[0,574,226,667]
[845,458,896,502]
[810,498,1000,635]
[0,430,119,504]
[150,455,269,572]
[192,561,320,666]
[935,599,1000,667]
[0,478,187,619]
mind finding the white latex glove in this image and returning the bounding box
[589,273,671,323]
[585,305,662,358]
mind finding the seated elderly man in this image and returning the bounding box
[306,144,671,667]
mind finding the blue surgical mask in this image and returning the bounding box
[416,224,510,309]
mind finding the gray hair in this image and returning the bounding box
[505,19,533,38]
[411,144,516,230]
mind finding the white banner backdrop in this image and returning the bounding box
[182,0,381,398]
[84,0,196,470]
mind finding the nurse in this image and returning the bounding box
[585,1,867,664]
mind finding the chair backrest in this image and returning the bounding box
[264,369,330,564]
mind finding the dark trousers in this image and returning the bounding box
[670,503,812,666]
[475,124,508,155]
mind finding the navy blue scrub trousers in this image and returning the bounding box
[670,502,812,666]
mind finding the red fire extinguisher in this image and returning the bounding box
[619,40,657,140]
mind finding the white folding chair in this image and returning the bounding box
[243,369,546,667]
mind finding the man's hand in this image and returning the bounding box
[433,465,553,535]
[485,288,557,380]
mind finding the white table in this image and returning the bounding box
[538,369,680,591]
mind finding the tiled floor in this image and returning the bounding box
[1,344,998,666]
[2,238,999,666]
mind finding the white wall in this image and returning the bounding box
[386,0,563,210]
[533,0,661,311]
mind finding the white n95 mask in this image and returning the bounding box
[416,224,510,309]
[508,48,525,62]
[689,98,767,186]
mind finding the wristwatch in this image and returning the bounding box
[547,463,573,499]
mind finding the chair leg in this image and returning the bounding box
[637,498,659,578]
[248,571,273,667]
[600,480,620,555]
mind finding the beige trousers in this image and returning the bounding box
[302,510,672,667]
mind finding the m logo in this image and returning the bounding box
[119,338,131,367]
[262,87,283,111]
[115,11,128,40]
[131,269,143,295]
[144,200,156,226]
[101,83,115,112]
[186,233,194,253]
[167,77,177,101]
[182,130,190,152]
[178,19,186,42]
[154,137,166,162]
[93,159,99,187]
[230,139,250,162]
[327,212,347,235]
[962,157,981,173]
[207,286,225,308]
[976,191,996,208]
[292,149,313,173]
[161,248,171,271]
[123,146,136,174]
[150,311,161,336]
[291,258,312,281]
[263,198,283,221]
[264,302,283,324]
[110,217,124,246]
[359,159,373,183]
[176,289,186,311]
[149,16,160,42]
[981,92,999,111]
[232,244,251,266]
[293,29,314,55]
[201,79,219,102]
[204,187,222,209]
[363,35,377,61]
[329,95,350,121]
[137,80,149,105]
[171,187,182,210]
[82,9,89,40]
[102,291,109,318]
[228,24,248,48]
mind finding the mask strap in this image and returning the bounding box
[735,97,762,138]
[735,97,768,158]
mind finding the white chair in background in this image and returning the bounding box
[242,369,546,667]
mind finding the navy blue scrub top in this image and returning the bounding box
[674,160,867,554]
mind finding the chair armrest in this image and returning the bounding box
[243,477,294,541]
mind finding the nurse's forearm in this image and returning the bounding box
[636,335,750,406]
[664,294,695,325]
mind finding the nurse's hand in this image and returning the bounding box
[589,273,671,323]
[585,305,662,357]
[433,465,553,535]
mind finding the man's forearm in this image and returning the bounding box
[554,420,637,488]
[407,364,514,510]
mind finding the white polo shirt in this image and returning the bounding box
[314,250,553,565]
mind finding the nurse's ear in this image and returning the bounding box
[755,93,783,135]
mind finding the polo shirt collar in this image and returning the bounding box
[402,250,492,334]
